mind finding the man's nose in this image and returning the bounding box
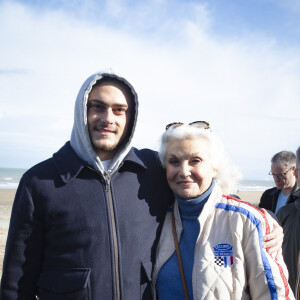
[273,175,282,182]
[102,108,114,124]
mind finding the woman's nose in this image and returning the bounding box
[179,163,191,177]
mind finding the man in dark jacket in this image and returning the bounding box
[277,146,300,297]
[0,72,173,300]
[0,71,284,300]
[259,150,297,213]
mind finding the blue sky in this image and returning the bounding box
[0,0,300,179]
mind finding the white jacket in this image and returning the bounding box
[152,184,294,300]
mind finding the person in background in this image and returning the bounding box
[259,150,297,213]
[152,122,293,300]
[277,146,300,297]
[0,71,284,300]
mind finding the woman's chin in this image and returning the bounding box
[176,190,199,200]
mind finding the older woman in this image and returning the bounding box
[152,122,293,300]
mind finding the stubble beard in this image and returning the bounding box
[89,126,127,159]
[94,141,119,153]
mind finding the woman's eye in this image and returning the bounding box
[169,159,179,165]
[191,158,201,164]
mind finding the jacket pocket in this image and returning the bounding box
[37,268,91,300]
[141,260,152,299]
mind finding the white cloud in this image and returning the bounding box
[0,0,299,178]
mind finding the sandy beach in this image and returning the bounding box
[0,189,262,278]
[0,190,16,279]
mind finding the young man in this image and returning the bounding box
[0,73,173,300]
[277,146,300,297]
[0,72,283,300]
[259,150,297,213]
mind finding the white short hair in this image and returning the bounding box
[159,125,241,194]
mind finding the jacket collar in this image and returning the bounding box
[172,183,223,233]
[291,188,300,209]
[53,142,147,184]
[122,147,147,169]
[286,183,299,205]
[52,142,87,184]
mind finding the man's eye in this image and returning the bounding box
[113,107,127,114]
[88,103,105,111]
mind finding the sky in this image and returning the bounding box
[0,0,300,180]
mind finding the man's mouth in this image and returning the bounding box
[94,127,116,134]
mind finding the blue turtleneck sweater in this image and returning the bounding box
[156,181,215,300]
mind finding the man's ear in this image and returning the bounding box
[292,166,297,177]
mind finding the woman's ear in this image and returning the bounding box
[212,167,217,178]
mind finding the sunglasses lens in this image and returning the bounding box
[166,122,183,131]
[189,121,209,129]
[166,121,209,131]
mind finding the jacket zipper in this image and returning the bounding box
[105,175,121,300]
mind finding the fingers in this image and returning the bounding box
[263,221,283,242]
[263,238,280,254]
[261,209,283,259]
[275,247,282,261]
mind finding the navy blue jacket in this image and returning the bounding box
[259,186,297,213]
[0,142,173,299]
[277,189,300,294]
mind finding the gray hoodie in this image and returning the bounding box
[70,71,138,176]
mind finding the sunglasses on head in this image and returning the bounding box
[165,121,210,131]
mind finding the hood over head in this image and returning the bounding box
[70,71,138,175]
